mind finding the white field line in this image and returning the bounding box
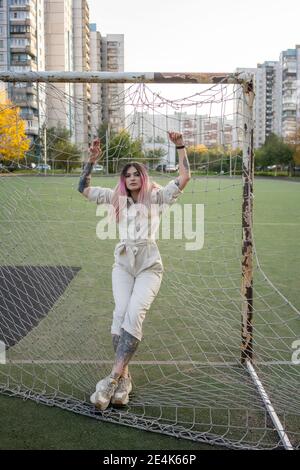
[5,359,298,366]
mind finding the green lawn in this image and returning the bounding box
[0,174,299,450]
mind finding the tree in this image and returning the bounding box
[107,130,144,173]
[187,144,209,170]
[144,147,167,168]
[286,128,300,170]
[0,98,30,163]
[46,124,81,172]
[255,133,294,173]
[147,135,166,144]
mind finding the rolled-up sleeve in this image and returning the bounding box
[87,186,113,205]
[156,179,183,206]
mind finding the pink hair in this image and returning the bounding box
[110,162,161,223]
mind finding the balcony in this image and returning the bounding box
[11,59,33,66]
[10,45,36,57]
[9,15,31,24]
[15,98,38,109]
[9,2,32,11]
[26,123,39,136]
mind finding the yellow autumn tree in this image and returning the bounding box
[187,144,208,154]
[0,98,30,161]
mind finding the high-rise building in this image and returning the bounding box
[101,33,124,133]
[255,61,281,147]
[235,45,300,148]
[73,0,91,152]
[44,0,75,137]
[280,46,299,140]
[0,0,45,143]
[126,111,233,155]
[89,23,102,138]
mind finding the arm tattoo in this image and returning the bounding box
[115,329,140,370]
[78,161,93,193]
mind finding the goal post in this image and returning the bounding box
[0,70,298,450]
[241,80,255,364]
[1,69,256,362]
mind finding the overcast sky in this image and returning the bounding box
[88,0,300,72]
[88,0,300,108]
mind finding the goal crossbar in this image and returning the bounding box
[0,70,251,84]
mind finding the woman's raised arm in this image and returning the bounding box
[78,137,103,198]
[167,131,191,190]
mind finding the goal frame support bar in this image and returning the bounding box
[246,360,294,450]
[0,70,249,84]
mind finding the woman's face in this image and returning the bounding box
[124,166,142,191]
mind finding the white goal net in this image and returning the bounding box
[0,72,299,449]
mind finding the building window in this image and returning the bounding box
[0,53,4,62]
[12,53,31,62]
[0,0,3,8]
[0,40,3,48]
[10,25,31,33]
[10,0,30,5]
[10,11,30,20]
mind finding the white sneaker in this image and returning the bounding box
[90,375,119,411]
[111,375,132,406]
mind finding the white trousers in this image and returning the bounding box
[111,240,163,341]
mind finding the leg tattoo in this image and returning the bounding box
[111,329,139,379]
[112,334,119,353]
[112,334,129,378]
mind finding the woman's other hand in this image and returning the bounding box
[167,131,184,147]
[88,137,103,164]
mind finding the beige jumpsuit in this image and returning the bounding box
[88,180,183,340]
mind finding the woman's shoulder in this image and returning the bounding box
[87,186,113,204]
[151,179,183,206]
[150,182,161,201]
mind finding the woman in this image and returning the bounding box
[78,132,191,411]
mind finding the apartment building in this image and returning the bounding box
[255,61,281,147]
[126,111,233,155]
[73,0,91,151]
[44,0,75,137]
[280,46,299,140]
[101,33,124,133]
[89,23,101,138]
[235,45,300,148]
[0,0,45,142]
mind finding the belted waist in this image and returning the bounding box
[114,239,158,269]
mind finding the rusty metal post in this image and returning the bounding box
[241,80,255,364]
[0,71,247,84]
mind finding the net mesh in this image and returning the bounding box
[0,79,299,449]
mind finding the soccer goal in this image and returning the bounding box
[0,71,299,450]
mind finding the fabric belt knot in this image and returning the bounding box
[115,239,156,269]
